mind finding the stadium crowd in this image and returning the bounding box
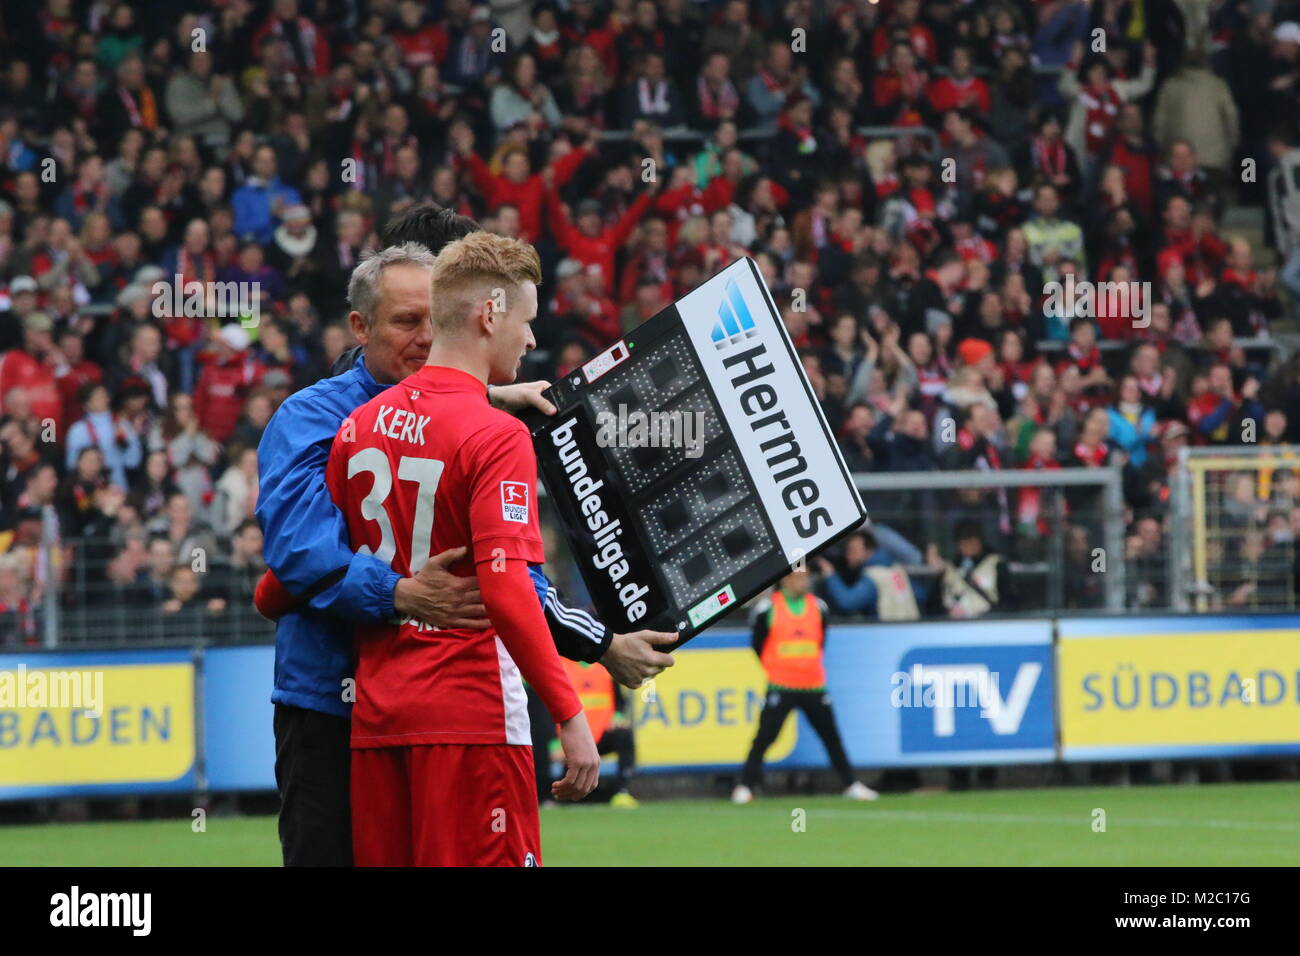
[0,0,1298,644]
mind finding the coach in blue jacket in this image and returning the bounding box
[258,205,675,866]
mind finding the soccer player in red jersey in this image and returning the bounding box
[325,234,599,866]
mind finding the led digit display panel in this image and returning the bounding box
[528,258,867,647]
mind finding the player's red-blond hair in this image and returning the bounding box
[429,232,542,333]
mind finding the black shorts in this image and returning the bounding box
[273,703,352,867]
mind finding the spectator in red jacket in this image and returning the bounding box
[1072,407,1113,467]
[54,329,103,428]
[618,216,673,305]
[696,209,748,275]
[193,325,261,445]
[654,166,708,246]
[928,45,991,116]
[870,0,937,65]
[700,148,749,214]
[391,0,449,72]
[873,40,931,127]
[1018,428,1061,534]
[1107,103,1158,220]
[953,219,996,265]
[1054,316,1112,407]
[0,313,64,434]
[547,179,659,295]
[624,278,672,330]
[550,259,621,350]
[452,124,594,243]
[563,0,619,79]
[1159,196,1227,285]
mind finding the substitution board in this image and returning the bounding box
[527,257,866,647]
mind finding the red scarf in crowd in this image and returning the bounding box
[1018,452,1061,532]
[1079,84,1121,156]
[178,247,216,287]
[118,85,158,132]
[1074,439,1109,467]
[72,182,109,217]
[1220,268,1255,291]
[956,234,996,263]
[1032,136,1066,181]
[777,112,816,153]
[697,76,739,121]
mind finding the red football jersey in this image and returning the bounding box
[326,364,575,748]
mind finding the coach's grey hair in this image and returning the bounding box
[347,243,437,329]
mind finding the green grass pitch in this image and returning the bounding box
[4,783,1297,866]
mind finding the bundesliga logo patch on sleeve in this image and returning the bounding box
[500,481,529,523]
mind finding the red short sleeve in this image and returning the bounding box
[466,420,545,566]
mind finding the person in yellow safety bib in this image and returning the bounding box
[553,659,639,808]
[732,568,878,805]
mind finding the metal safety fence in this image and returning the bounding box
[5,453,1296,649]
[1170,445,1300,613]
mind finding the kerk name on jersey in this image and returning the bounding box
[368,405,432,446]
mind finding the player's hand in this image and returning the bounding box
[602,630,676,688]
[552,710,600,801]
[393,547,489,629]
[925,543,946,571]
[489,380,556,416]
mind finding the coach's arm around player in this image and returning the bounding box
[253,353,485,635]
[255,396,676,690]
